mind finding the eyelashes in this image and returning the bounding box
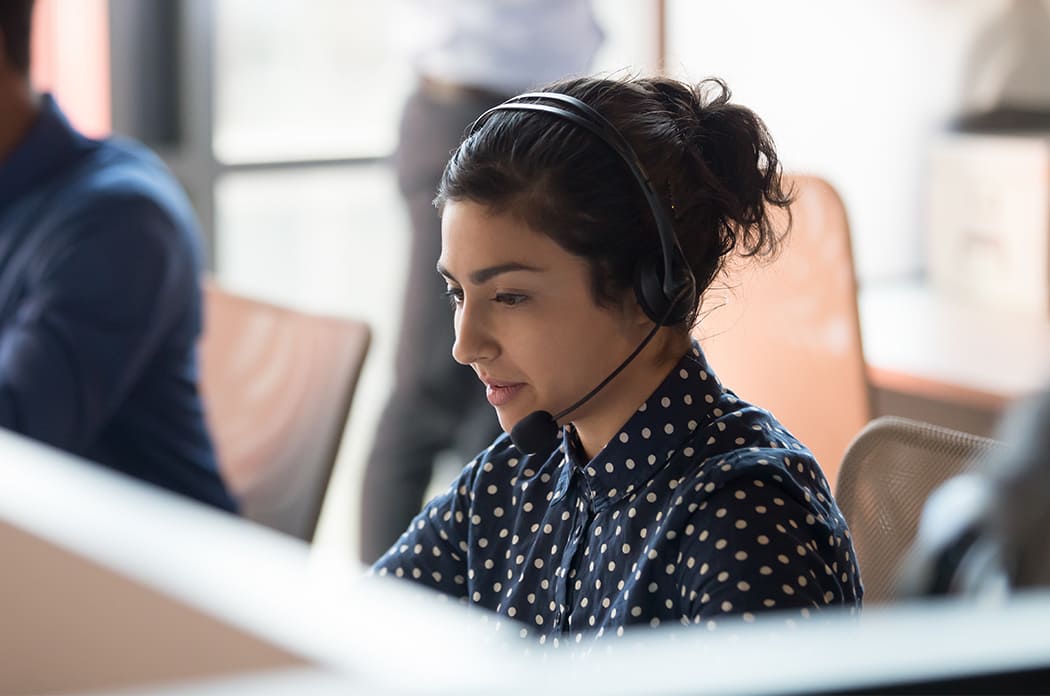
[494,293,528,307]
[443,287,464,307]
[443,287,529,308]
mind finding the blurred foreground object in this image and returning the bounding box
[903,387,1050,598]
[5,419,1050,694]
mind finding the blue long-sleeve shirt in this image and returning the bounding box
[0,95,235,512]
[374,341,862,641]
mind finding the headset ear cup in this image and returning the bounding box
[634,253,693,326]
[634,254,669,324]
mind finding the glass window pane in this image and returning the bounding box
[214,164,407,324]
[213,0,412,163]
[591,0,660,75]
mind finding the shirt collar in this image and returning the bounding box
[556,339,725,511]
[0,94,91,210]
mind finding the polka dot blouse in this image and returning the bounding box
[374,340,862,640]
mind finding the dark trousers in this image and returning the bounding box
[359,83,510,563]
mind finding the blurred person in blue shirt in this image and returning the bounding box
[0,1,235,511]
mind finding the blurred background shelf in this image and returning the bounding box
[862,278,1050,436]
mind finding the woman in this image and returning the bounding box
[373,75,862,642]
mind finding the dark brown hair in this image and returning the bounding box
[0,0,34,75]
[437,75,793,329]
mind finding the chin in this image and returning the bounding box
[496,410,519,435]
[497,403,539,435]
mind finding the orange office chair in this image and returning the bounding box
[835,416,1002,604]
[199,280,371,541]
[694,174,870,488]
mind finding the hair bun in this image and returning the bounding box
[646,77,792,287]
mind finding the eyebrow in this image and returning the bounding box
[436,261,544,285]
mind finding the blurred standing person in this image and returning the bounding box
[0,1,235,511]
[360,0,603,562]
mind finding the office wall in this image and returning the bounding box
[29,0,110,136]
[665,0,1037,282]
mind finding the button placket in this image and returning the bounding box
[554,472,594,632]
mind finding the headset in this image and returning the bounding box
[466,92,697,455]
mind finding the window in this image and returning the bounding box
[106,0,660,554]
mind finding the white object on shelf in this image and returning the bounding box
[927,132,1050,316]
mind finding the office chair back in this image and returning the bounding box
[694,174,870,488]
[199,281,371,541]
[835,416,1002,604]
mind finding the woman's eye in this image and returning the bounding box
[494,293,527,307]
[443,287,464,306]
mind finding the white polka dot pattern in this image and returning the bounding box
[373,341,862,641]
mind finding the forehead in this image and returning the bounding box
[439,200,578,274]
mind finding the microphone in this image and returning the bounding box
[509,321,663,455]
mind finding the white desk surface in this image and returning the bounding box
[0,429,516,695]
[6,429,1050,695]
[123,594,1050,696]
[860,280,1050,408]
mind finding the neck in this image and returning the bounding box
[571,330,690,460]
[0,76,40,163]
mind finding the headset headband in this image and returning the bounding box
[469,92,689,305]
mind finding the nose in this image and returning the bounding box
[451,298,498,366]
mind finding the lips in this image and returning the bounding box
[481,378,526,407]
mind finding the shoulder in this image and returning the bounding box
[673,435,854,588]
[50,136,200,245]
[678,449,862,611]
[16,141,206,311]
[693,448,837,521]
[27,139,205,281]
[676,399,845,531]
[79,136,183,199]
[691,387,829,491]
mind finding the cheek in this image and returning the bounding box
[507,328,555,376]
[518,316,610,391]
[546,310,638,380]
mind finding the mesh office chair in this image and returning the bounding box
[835,416,1002,604]
[694,174,870,489]
[199,280,371,541]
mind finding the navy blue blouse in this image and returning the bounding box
[374,341,862,641]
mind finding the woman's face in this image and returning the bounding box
[438,200,650,441]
